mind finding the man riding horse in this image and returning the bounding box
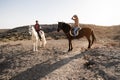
[71,15,81,36]
[34,20,42,40]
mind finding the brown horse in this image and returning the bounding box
[57,22,96,52]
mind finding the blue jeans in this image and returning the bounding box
[74,27,79,36]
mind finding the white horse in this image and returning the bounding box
[29,25,47,51]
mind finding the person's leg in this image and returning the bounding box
[74,27,78,36]
[37,31,41,40]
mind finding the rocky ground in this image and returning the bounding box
[0,24,120,80]
[0,39,120,80]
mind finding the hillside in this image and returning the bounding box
[0,24,120,42]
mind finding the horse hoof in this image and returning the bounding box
[85,48,91,51]
[84,49,88,52]
[68,50,71,52]
[68,49,72,52]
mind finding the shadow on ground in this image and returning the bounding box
[0,43,33,74]
[10,51,86,80]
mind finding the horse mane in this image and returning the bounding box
[63,22,71,26]
[31,26,37,35]
[60,22,72,28]
[31,26,35,32]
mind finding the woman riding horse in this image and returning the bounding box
[71,15,81,36]
[57,22,96,52]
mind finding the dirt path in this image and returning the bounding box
[0,39,120,80]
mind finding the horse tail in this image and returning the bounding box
[91,30,96,45]
[41,31,47,47]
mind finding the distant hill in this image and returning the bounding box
[0,24,120,41]
[0,24,61,41]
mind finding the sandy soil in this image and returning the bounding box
[0,39,120,80]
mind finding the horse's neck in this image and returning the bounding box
[32,27,37,37]
[31,27,35,33]
[62,24,71,33]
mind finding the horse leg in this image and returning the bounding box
[36,40,38,51]
[33,42,35,51]
[91,31,96,46]
[87,37,91,49]
[43,40,47,48]
[40,39,42,47]
[68,39,72,51]
[70,40,73,51]
[68,39,71,52]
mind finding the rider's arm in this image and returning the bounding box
[71,17,76,20]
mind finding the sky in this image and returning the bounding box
[0,0,120,29]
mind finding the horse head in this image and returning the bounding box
[57,22,64,32]
[57,22,71,33]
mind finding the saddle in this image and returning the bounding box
[69,27,81,36]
